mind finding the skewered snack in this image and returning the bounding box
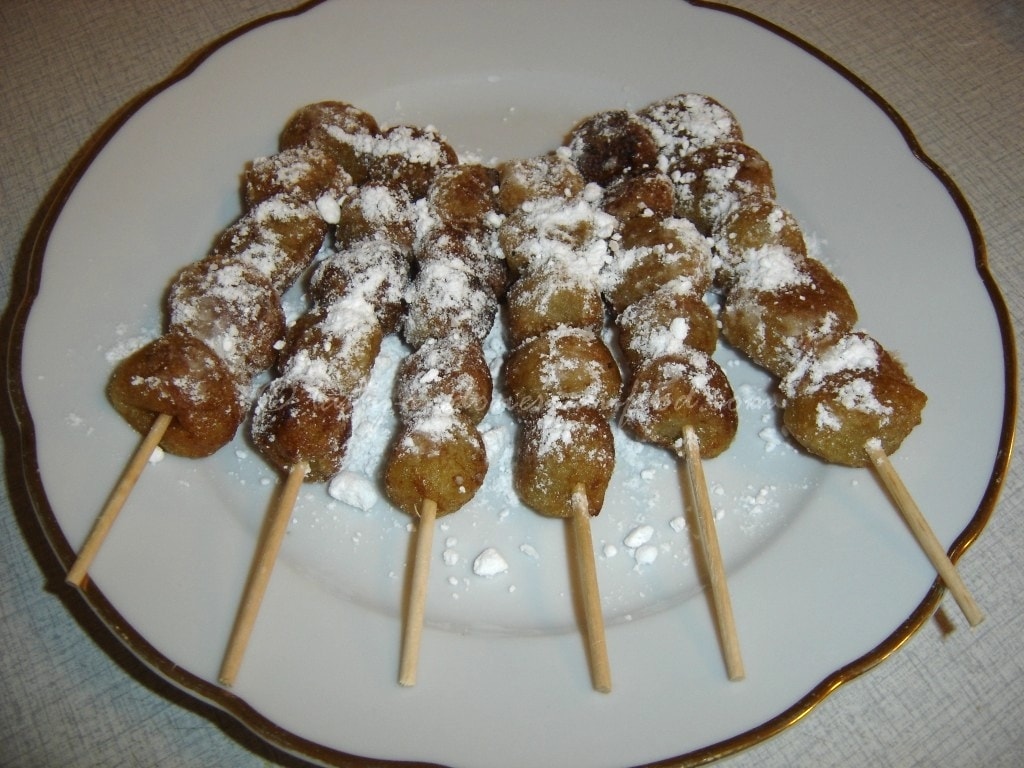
[221,121,457,687]
[497,150,621,692]
[381,162,504,686]
[664,93,980,625]
[570,106,744,679]
[106,330,243,459]
[70,101,365,589]
[565,109,660,186]
[250,238,406,482]
[84,92,981,701]
[781,331,927,466]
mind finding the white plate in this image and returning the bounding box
[17,1,1011,766]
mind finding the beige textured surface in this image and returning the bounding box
[2,1,1020,766]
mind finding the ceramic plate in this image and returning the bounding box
[15,1,1012,766]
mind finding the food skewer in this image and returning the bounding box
[70,102,370,588]
[570,483,612,693]
[654,92,982,625]
[681,427,744,679]
[865,441,984,626]
[219,460,308,686]
[398,498,438,686]
[564,107,745,679]
[234,127,457,685]
[383,162,505,686]
[66,413,172,587]
[498,153,621,691]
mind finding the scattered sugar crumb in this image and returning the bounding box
[623,525,654,549]
[519,543,539,559]
[472,548,508,577]
[634,544,659,566]
[758,427,785,453]
[327,471,379,511]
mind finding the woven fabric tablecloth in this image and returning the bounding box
[2,1,1021,766]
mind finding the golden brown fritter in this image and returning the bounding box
[504,327,622,417]
[394,337,493,424]
[427,163,501,226]
[781,333,927,466]
[721,254,857,377]
[616,278,718,371]
[495,154,585,214]
[564,109,660,186]
[602,216,714,314]
[107,330,243,458]
[619,352,738,459]
[513,406,615,518]
[167,259,285,381]
[243,142,348,209]
[250,377,353,483]
[505,264,605,347]
[209,194,329,293]
[383,413,488,517]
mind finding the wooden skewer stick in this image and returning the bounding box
[398,497,438,687]
[864,440,984,627]
[570,483,612,694]
[219,460,308,687]
[681,426,745,681]
[66,412,173,588]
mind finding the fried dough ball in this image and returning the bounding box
[210,194,329,292]
[617,278,718,371]
[637,93,744,164]
[620,352,738,458]
[402,261,497,348]
[600,171,677,222]
[307,240,410,333]
[712,195,808,285]
[497,196,615,277]
[383,413,488,516]
[505,263,605,347]
[504,327,622,417]
[394,337,493,424]
[107,330,243,458]
[167,259,285,381]
[565,109,660,186]
[780,333,926,467]
[495,154,585,214]
[427,164,501,225]
[334,184,419,254]
[601,216,714,314]
[365,124,458,199]
[279,101,380,149]
[782,335,927,465]
[279,308,383,398]
[415,222,508,298]
[513,406,615,518]
[677,140,775,232]
[721,251,858,376]
[278,100,380,181]
[243,143,348,209]
[250,377,353,483]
